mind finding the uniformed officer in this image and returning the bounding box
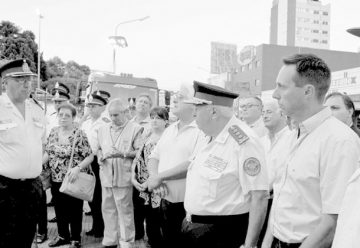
[182,81,269,248]
[46,83,70,137]
[147,81,269,248]
[0,59,46,247]
[81,92,111,238]
[263,54,360,248]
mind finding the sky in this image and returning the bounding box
[1,0,360,90]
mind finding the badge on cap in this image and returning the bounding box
[243,157,261,176]
[55,82,59,89]
[88,94,93,102]
[228,125,249,146]
[22,60,31,73]
[96,90,101,96]
[54,91,60,99]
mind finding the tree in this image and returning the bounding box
[0,21,47,81]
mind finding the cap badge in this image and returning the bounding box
[88,94,93,102]
[96,90,101,96]
[22,60,31,73]
[55,82,59,89]
[54,91,60,99]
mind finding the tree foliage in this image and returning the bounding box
[0,21,47,81]
[0,21,91,100]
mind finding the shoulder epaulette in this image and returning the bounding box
[228,125,249,146]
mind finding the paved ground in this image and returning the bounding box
[32,205,149,248]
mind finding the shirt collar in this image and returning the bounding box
[214,115,238,144]
[298,107,332,135]
[249,117,263,128]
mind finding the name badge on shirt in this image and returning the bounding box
[203,155,228,173]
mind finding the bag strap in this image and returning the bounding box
[67,128,80,170]
[67,128,94,175]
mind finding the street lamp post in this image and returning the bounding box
[109,16,150,73]
[36,9,44,89]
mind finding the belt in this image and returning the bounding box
[187,213,248,224]
[273,237,301,248]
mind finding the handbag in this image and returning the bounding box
[60,129,96,202]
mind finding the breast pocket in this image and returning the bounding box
[0,123,18,144]
[200,167,222,198]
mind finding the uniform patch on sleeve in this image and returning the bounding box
[228,125,249,146]
[243,157,261,176]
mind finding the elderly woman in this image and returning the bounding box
[131,107,169,248]
[43,103,94,248]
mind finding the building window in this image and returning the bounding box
[255,60,261,68]
[241,66,245,72]
[321,40,328,44]
[323,11,328,16]
[322,30,328,34]
[322,21,328,25]
[312,39,319,43]
[248,63,253,70]
[255,79,260,87]
[312,29,319,33]
[313,10,319,14]
[313,20,319,24]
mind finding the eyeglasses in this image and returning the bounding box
[239,104,260,109]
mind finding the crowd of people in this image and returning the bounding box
[1,53,360,248]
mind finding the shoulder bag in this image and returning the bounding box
[59,129,96,202]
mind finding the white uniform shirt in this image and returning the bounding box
[270,107,360,243]
[185,116,268,215]
[249,118,268,138]
[45,108,58,138]
[261,127,292,189]
[149,120,208,203]
[0,94,46,179]
[332,168,360,248]
[81,115,110,153]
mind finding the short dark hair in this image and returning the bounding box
[57,102,77,118]
[150,107,169,121]
[283,54,331,100]
[325,92,357,124]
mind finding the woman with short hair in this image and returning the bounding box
[43,103,94,248]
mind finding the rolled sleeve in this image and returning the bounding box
[320,139,360,214]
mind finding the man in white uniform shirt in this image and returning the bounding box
[262,54,360,248]
[240,96,268,137]
[0,59,46,247]
[46,83,70,137]
[146,83,208,248]
[181,81,269,248]
[81,92,111,238]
